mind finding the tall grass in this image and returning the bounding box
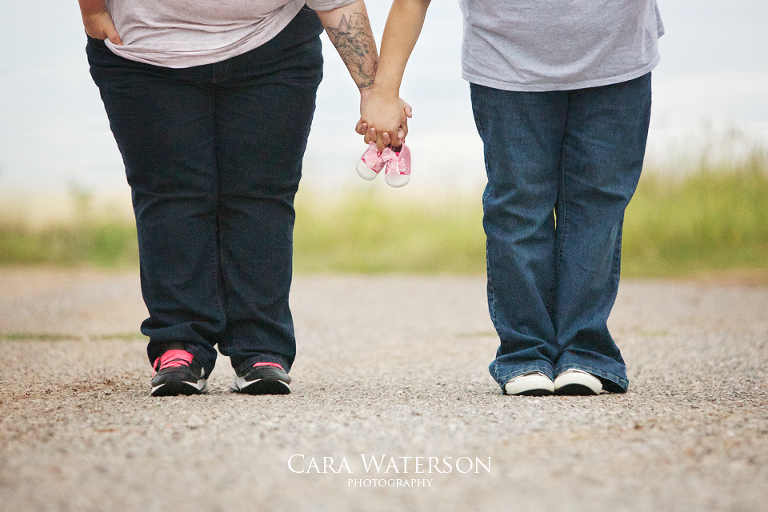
[0,184,139,267]
[0,222,139,267]
[623,148,768,277]
[1,149,766,277]
[293,192,485,273]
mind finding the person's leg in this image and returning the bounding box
[86,37,222,377]
[553,73,653,393]
[214,7,324,375]
[470,83,568,392]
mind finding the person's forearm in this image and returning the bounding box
[78,0,106,16]
[373,0,431,98]
[316,0,378,92]
[355,0,429,148]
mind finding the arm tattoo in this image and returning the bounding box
[325,12,378,90]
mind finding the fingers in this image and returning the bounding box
[399,121,408,140]
[400,98,413,119]
[386,127,406,149]
[82,11,123,45]
[359,95,412,149]
[379,131,391,150]
[360,96,412,149]
[106,29,123,46]
[362,126,403,150]
[363,124,406,150]
[356,119,367,136]
[364,126,377,145]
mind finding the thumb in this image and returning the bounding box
[105,26,123,46]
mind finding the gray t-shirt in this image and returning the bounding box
[459,0,665,91]
[105,0,355,68]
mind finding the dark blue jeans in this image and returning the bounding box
[470,73,652,393]
[86,8,324,376]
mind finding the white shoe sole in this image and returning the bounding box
[554,370,602,395]
[504,372,554,396]
[356,159,380,180]
[385,172,410,188]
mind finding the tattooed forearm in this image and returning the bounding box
[325,12,378,90]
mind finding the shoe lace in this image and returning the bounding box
[383,147,403,175]
[252,362,283,370]
[363,144,388,168]
[154,349,194,371]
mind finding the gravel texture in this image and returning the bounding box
[0,268,766,512]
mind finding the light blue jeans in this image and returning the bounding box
[470,73,652,393]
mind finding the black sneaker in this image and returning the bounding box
[151,349,209,397]
[231,362,291,395]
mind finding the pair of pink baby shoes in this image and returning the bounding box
[355,142,411,188]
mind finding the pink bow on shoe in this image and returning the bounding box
[384,144,411,188]
[356,142,387,180]
[367,145,391,169]
[355,142,411,188]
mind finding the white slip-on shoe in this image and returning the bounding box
[554,369,603,395]
[504,371,554,396]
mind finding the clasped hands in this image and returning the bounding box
[357,88,412,151]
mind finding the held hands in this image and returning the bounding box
[81,9,123,45]
[357,88,412,151]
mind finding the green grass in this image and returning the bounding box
[0,221,139,267]
[623,152,768,277]
[293,192,485,273]
[1,153,766,277]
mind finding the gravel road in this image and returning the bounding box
[1,268,766,512]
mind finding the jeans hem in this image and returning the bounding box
[184,344,217,378]
[492,362,555,391]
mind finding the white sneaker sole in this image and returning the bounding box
[385,172,410,188]
[356,159,380,180]
[554,370,602,395]
[504,372,554,396]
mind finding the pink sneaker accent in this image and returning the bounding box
[252,362,284,370]
[152,349,194,376]
[384,143,411,188]
[356,142,387,180]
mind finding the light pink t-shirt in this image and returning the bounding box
[105,0,354,68]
